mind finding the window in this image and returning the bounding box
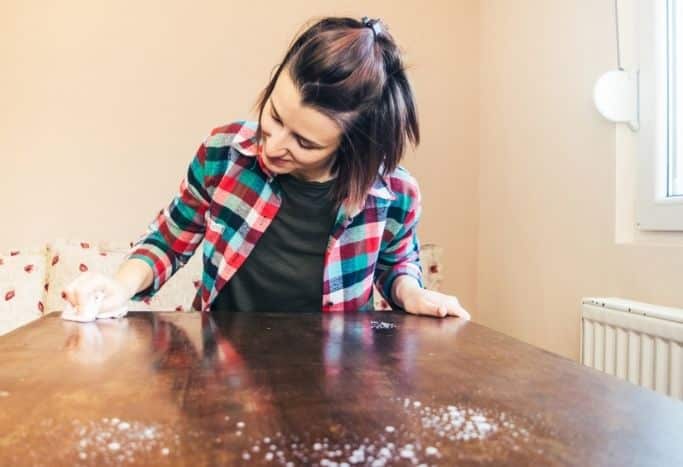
[670,0,683,197]
[637,0,683,230]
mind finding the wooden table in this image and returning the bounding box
[0,310,681,466]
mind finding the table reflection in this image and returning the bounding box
[56,310,471,465]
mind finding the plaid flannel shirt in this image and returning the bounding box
[127,120,423,312]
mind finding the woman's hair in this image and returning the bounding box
[254,17,420,209]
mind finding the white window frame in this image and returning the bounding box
[637,0,683,231]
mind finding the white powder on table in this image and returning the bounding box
[211,397,539,465]
[71,418,179,464]
[370,321,397,330]
[62,397,539,465]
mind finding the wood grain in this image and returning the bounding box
[0,310,681,466]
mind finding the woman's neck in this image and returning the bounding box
[289,160,337,183]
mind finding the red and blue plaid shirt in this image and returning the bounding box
[127,120,424,312]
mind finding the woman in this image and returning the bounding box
[65,16,470,320]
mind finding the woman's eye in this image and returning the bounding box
[298,139,314,150]
[271,113,282,124]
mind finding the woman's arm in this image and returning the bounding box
[63,131,225,314]
[113,258,154,299]
[375,168,469,319]
[374,168,424,307]
[126,137,216,300]
[392,275,470,319]
[63,258,155,315]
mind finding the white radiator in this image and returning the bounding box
[581,297,683,400]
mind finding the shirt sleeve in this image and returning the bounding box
[374,170,424,309]
[126,138,213,301]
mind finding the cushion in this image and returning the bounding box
[45,239,150,313]
[44,239,202,313]
[421,243,444,291]
[3,238,443,324]
[0,248,48,335]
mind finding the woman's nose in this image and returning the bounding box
[265,127,290,157]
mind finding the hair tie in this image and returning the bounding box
[361,16,382,39]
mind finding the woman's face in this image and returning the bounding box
[259,68,343,182]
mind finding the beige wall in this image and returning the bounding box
[6,0,680,362]
[0,1,480,312]
[478,0,683,360]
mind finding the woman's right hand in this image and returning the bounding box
[62,272,131,317]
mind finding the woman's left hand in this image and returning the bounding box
[393,277,470,319]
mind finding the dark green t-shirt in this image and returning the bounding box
[210,173,337,314]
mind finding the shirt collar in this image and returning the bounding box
[233,124,395,200]
[230,121,260,157]
[254,147,276,182]
[234,131,276,182]
[367,175,396,201]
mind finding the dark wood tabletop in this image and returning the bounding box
[0,310,681,466]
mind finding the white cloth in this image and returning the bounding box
[61,291,128,322]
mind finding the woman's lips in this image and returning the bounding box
[266,155,289,167]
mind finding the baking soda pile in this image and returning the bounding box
[236,432,441,466]
[72,418,178,463]
[396,397,505,441]
[67,400,533,464]
[369,321,397,330]
[228,398,534,465]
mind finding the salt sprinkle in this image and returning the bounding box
[71,418,181,463]
[378,447,392,458]
[370,320,397,330]
[400,448,415,459]
[63,398,534,464]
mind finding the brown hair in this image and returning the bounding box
[254,17,420,209]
